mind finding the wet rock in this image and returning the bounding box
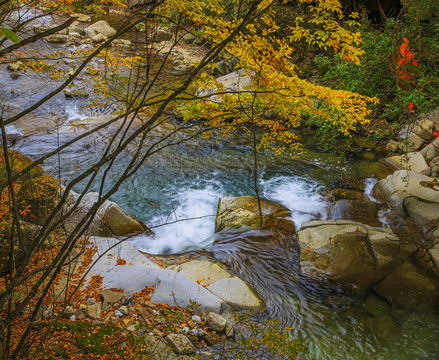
[426,226,439,249]
[420,138,439,162]
[383,152,429,173]
[403,196,439,233]
[207,277,263,311]
[329,199,380,227]
[374,262,439,310]
[46,34,68,44]
[64,89,89,98]
[430,156,439,177]
[363,294,391,318]
[376,170,439,214]
[165,334,197,355]
[101,289,124,304]
[86,303,102,320]
[215,196,294,234]
[84,20,116,39]
[327,189,368,202]
[169,259,232,286]
[206,312,227,333]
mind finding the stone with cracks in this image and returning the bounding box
[165,334,197,355]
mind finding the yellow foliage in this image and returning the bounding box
[167,0,378,152]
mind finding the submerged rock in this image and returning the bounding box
[374,261,439,310]
[329,199,380,227]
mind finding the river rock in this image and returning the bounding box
[426,226,439,249]
[329,199,380,227]
[215,196,294,234]
[169,259,232,286]
[297,220,417,293]
[412,119,435,141]
[84,20,116,39]
[376,170,439,213]
[207,277,263,311]
[165,334,196,355]
[64,89,89,98]
[383,152,429,173]
[101,289,124,304]
[64,191,147,237]
[420,138,439,162]
[403,196,439,233]
[374,262,439,309]
[207,312,227,333]
[144,335,184,360]
[85,303,102,320]
[398,134,425,152]
[183,33,196,43]
[46,34,68,44]
[197,70,252,102]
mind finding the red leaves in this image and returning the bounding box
[397,38,417,69]
[409,102,415,113]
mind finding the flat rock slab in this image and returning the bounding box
[207,277,263,311]
[86,238,226,314]
[169,259,232,286]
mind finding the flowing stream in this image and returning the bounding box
[3,62,439,359]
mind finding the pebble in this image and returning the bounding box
[114,310,124,318]
[192,315,202,323]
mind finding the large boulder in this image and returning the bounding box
[215,196,294,234]
[84,20,116,39]
[376,170,439,213]
[383,152,429,173]
[297,220,417,294]
[64,191,149,237]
